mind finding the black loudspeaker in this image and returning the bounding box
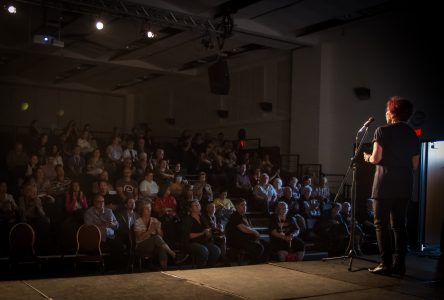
[217,109,228,118]
[410,110,427,126]
[238,128,246,140]
[165,117,176,125]
[259,101,273,112]
[354,87,371,100]
[208,59,230,95]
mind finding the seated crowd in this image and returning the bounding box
[0,120,376,271]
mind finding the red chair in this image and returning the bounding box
[75,224,105,272]
[9,222,40,270]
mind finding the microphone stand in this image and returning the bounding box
[322,125,378,271]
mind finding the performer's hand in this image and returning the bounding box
[363,152,371,162]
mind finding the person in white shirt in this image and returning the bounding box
[139,171,159,202]
[252,173,277,215]
[123,140,138,163]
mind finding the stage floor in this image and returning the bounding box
[1,254,442,299]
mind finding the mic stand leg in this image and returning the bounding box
[322,128,378,271]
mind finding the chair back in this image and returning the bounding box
[9,223,35,258]
[76,224,102,256]
[129,224,136,253]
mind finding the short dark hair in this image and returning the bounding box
[232,197,247,206]
[137,201,150,216]
[386,96,413,122]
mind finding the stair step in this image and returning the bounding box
[253,226,268,234]
[303,251,328,261]
[250,218,269,227]
[259,234,269,241]
[246,210,271,217]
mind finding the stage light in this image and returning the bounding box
[20,102,29,111]
[6,4,17,14]
[146,30,155,38]
[95,20,104,30]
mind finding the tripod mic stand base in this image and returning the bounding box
[322,249,378,272]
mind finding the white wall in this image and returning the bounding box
[293,11,444,175]
[290,47,321,164]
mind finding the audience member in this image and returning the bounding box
[182,200,221,268]
[252,173,277,214]
[269,202,305,262]
[193,171,213,212]
[134,201,176,270]
[234,163,252,198]
[66,145,85,179]
[226,198,270,264]
[202,202,227,264]
[65,180,88,217]
[115,166,138,203]
[213,189,235,226]
[139,170,159,202]
[84,194,125,269]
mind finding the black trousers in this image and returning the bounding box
[229,239,270,264]
[373,197,409,265]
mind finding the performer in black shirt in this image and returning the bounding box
[364,96,420,275]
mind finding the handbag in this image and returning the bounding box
[285,252,298,262]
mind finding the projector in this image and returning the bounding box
[33,34,64,48]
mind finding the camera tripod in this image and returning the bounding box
[322,125,378,271]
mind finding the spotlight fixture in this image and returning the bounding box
[33,34,64,48]
[146,30,155,38]
[6,4,17,14]
[95,20,104,30]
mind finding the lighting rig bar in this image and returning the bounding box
[14,0,226,34]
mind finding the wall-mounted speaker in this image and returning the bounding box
[217,109,229,118]
[208,58,230,95]
[238,128,246,140]
[410,110,426,126]
[259,101,273,112]
[165,117,176,125]
[354,87,371,100]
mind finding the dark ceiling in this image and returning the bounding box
[0,0,394,92]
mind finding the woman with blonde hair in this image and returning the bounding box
[269,201,305,262]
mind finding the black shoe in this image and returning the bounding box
[174,253,189,265]
[392,262,406,276]
[368,263,392,275]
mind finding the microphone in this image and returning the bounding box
[358,117,375,133]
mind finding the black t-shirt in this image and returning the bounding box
[182,214,210,244]
[226,211,255,245]
[371,122,420,199]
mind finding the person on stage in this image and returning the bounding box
[363,96,420,275]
